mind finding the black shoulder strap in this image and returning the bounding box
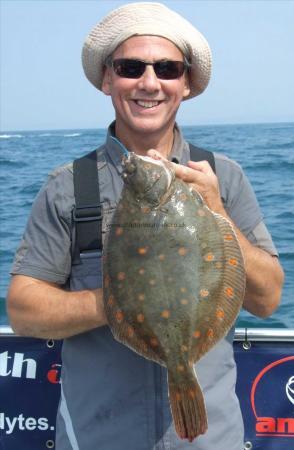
[189,143,216,174]
[73,149,102,258]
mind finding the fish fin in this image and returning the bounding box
[167,370,207,442]
[104,294,166,365]
[116,324,166,365]
[190,209,246,363]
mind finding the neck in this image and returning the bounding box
[114,123,175,159]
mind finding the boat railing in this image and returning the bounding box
[2,325,294,339]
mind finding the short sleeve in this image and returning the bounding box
[215,153,278,255]
[247,221,278,256]
[11,166,74,285]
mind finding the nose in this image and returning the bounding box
[137,65,161,92]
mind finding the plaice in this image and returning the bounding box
[103,152,246,442]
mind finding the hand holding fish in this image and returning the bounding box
[145,149,224,213]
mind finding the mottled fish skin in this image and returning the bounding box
[103,153,246,442]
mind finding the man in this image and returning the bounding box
[7,2,283,449]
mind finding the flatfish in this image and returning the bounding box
[103,153,245,441]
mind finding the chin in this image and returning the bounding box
[129,117,173,135]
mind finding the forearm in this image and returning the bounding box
[216,208,284,317]
[7,275,107,339]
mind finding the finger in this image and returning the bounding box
[172,162,206,184]
[146,149,166,160]
[187,160,213,175]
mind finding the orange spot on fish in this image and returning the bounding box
[127,326,134,338]
[193,330,201,338]
[189,389,196,399]
[216,309,225,320]
[161,310,170,319]
[225,287,234,298]
[207,328,214,339]
[181,345,188,352]
[177,364,185,372]
[178,247,188,256]
[141,207,151,214]
[115,311,124,323]
[138,268,145,275]
[180,193,188,202]
[200,289,209,298]
[204,252,215,262]
[107,295,115,307]
[137,313,145,323]
[117,272,126,281]
[180,287,187,293]
[138,293,145,302]
[158,254,165,261]
[176,392,181,401]
[138,247,148,255]
[150,337,159,347]
[115,227,123,236]
[104,275,110,288]
[142,342,148,352]
[229,258,238,266]
[224,234,234,241]
[180,299,188,305]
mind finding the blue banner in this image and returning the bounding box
[0,336,62,450]
[1,334,293,449]
[234,340,294,449]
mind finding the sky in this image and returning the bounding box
[1,0,294,131]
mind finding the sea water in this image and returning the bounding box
[0,122,293,328]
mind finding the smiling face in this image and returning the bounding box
[102,35,190,149]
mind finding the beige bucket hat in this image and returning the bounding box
[82,2,212,100]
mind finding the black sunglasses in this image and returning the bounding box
[109,58,189,80]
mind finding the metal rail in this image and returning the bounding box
[234,327,294,342]
[1,326,294,341]
[0,326,15,336]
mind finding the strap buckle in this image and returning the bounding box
[73,205,102,223]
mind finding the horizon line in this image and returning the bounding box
[1,120,293,134]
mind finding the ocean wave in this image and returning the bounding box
[245,161,293,171]
[0,158,24,168]
[0,134,23,139]
[64,133,81,137]
[278,251,294,261]
[275,141,294,150]
[276,211,294,219]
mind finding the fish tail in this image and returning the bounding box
[167,370,207,442]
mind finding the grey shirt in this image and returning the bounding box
[11,124,277,450]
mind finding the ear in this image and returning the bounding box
[101,66,112,95]
[182,74,191,99]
